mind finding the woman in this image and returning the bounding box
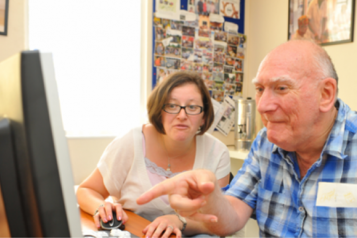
[76,72,230,238]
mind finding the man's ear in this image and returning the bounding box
[319,78,337,112]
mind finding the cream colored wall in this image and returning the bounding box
[0,0,28,62]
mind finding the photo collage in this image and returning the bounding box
[154,0,246,103]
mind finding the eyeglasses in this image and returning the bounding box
[162,104,203,115]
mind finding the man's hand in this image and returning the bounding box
[137,169,219,223]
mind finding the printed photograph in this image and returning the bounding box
[235,82,243,94]
[236,72,244,82]
[194,49,203,63]
[288,0,354,45]
[225,56,234,66]
[224,66,233,74]
[156,67,168,83]
[214,43,226,53]
[170,20,184,30]
[195,37,212,51]
[166,57,181,69]
[226,45,237,58]
[182,47,194,60]
[182,25,195,36]
[166,29,182,44]
[153,17,162,26]
[188,0,196,13]
[193,62,203,71]
[202,72,212,80]
[214,80,224,91]
[236,46,245,59]
[180,60,194,71]
[204,79,215,90]
[213,62,224,73]
[227,34,239,45]
[198,15,211,37]
[214,31,227,42]
[203,63,213,72]
[210,21,223,31]
[167,69,179,75]
[184,19,199,27]
[220,0,240,19]
[156,0,180,14]
[212,71,224,81]
[162,18,171,30]
[212,90,224,102]
[224,73,236,84]
[234,58,243,72]
[182,35,195,48]
[224,83,236,96]
[202,50,213,64]
[155,26,166,41]
[214,52,225,64]
[154,56,166,67]
[165,43,182,58]
[155,42,165,56]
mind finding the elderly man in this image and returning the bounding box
[137,40,357,237]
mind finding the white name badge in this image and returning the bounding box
[316,182,357,207]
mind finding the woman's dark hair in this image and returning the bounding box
[147,71,214,135]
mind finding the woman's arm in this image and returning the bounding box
[217,173,230,188]
[77,168,128,227]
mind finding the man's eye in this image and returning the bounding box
[255,87,263,93]
[277,86,288,91]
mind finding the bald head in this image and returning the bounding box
[255,40,338,88]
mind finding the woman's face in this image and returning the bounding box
[161,83,205,142]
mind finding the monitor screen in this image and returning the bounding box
[0,51,82,237]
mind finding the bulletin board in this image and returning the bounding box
[152,0,246,105]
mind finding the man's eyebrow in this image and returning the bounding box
[252,75,295,84]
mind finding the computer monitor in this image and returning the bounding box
[0,51,82,237]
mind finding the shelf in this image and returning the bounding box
[228,146,249,161]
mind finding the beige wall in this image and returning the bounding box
[0,0,27,62]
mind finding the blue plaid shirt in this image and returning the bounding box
[224,99,357,237]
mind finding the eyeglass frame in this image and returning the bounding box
[162,104,204,115]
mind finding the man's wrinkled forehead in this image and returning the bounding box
[252,75,295,85]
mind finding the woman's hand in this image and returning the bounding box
[92,201,128,228]
[143,214,182,238]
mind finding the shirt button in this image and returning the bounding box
[299,206,304,212]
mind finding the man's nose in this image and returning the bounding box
[256,90,278,114]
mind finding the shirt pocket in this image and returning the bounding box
[256,184,292,236]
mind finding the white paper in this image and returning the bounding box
[209,13,225,23]
[207,98,225,134]
[216,97,236,136]
[156,0,180,14]
[220,0,240,19]
[316,182,357,207]
[179,10,197,21]
[162,37,173,47]
[224,22,239,33]
[155,9,197,21]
